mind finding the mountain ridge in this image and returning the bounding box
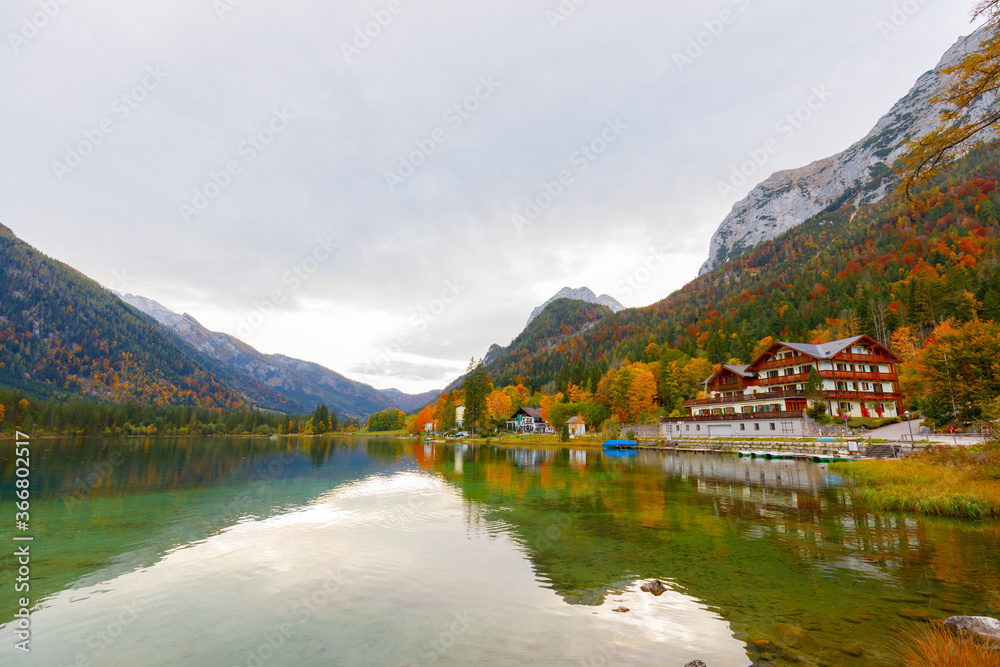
[699,25,998,275]
[117,293,436,418]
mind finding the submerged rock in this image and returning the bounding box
[611,606,630,613]
[683,661,707,667]
[943,616,1000,641]
[837,645,864,657]
[773,623,808,649]
[640,579,669,595]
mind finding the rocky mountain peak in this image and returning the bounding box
[699,26,997,275]
[526,287,624,327]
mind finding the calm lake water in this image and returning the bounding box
[1,437,999,666]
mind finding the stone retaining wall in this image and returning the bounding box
[633,436,938,458]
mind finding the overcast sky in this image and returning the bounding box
[0,0,984,393]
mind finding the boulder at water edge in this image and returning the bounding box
[943,616,1000,641]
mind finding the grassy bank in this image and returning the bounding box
[830,443,1000,518]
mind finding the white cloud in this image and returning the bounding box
[0,0,981,392]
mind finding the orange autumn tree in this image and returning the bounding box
[408,405,435,434]
[486,389,514,424]
[596,362,660,422]
[540,392,564,423]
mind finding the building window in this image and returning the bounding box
[754,423,760,431]
[781,421,794,434]
[840,402,851,412]
[740,424,746,431]
[769,423,776,431]
[696,425,701,431]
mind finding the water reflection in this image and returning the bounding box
[415,443,1000,665]
[1,438,997,666]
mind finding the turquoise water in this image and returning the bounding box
[1,437,999,666]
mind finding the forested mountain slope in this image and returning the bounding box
[488,143,1000,392]
[0,224,247,409]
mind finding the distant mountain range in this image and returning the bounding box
[0,220,441,417]
[700,26,998,274]
[117,293,439,418]
[0,223,251,410]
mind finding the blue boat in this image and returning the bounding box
[602,439,639,449]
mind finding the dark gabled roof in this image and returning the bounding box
[724,364,754,377]
[514,407,543,419]
[702,363,756,386]
[747,333,900,372]
[780,335,866,360]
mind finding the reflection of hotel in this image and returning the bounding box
[671,335,902,438]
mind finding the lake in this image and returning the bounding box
[1,437,998,666]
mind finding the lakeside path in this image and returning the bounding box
[863,420,990,446]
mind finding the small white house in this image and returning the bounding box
[455,405,465,426]
[567,416,586,437]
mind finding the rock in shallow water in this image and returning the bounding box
[683,661,707,667]
[611,606,629,613]
[943,615,1000,641]
[640,579,668,595]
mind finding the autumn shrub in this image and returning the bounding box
[893,623,1000,667]
[831,444,1000,518]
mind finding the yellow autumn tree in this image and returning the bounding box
[899,3,1000,198]
[502,384,530,411]
[566,381,593,403]
[750,336,776,361]
[627,363,659,420]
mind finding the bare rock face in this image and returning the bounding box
[699,26,998,275]
[943,615,1000,641]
